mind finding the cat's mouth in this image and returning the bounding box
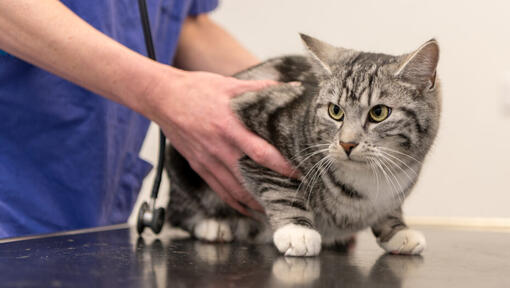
[330,150,370,165]
[336,155,369,165]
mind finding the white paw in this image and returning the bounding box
[273,224,321,257]
[194,219,233,242]
[378,229,426,255]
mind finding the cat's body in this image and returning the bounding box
[166,35,440,256]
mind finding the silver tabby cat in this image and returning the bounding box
[166,34,441,256]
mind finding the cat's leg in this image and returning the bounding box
[259,188,321,257]
[329,235,357,252]
[193,218,233,242]
[168,188,232,242]
[169,183,266,243]
[169,195,235,243]
[239,157,321,256]
[371,208,426,255]
[167,146,237,242]
[166,175,235,242]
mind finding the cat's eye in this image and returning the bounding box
[368,105,391,123]
[328,103,344,121]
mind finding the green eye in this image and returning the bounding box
[368,105,391,123]
[328,103,344,121]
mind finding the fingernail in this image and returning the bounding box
[254,205,265,213]
[247,201,265,213]
[288,81,302,86]
[289,170,303,179]
[285,164,303,179]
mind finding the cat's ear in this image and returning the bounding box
[395,39,439,90]
[300,33,343,75]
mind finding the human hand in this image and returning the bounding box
[145,68,296,216]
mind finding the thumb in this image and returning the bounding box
[231,79,279,95]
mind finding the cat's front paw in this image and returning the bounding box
[378,229,426,255]
[273,224,321,257]
[193,219,233,242]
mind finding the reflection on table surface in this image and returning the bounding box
[135,232,422,288]
[1,225,509,287]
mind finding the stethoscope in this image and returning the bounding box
[136,0,166,235]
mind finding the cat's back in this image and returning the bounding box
[235,55,315,83]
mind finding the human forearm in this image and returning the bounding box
[0,0,175,117]
[174,15,259,75]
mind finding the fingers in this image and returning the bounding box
[209,141,266,213]
[230,79,278,95]
[207,157,265,213]
[229,122,300,179]
[197,168,252,217]
[232,79,303,95]
[184,144,264,214]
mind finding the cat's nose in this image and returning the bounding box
[339,142,358,156]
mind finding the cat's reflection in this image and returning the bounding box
[270,253,423,287]
[136,237,424,288]
[367,254,424,287]
[193,242,231,264]
[271,257,321,285]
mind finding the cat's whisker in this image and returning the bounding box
[297,155,330,190]
[289,144,329,186]
[377,149,418,176]
[369,157,390,196]
[369,160,379,202]
[305,157,334,206]
[362,157,378,208]
[377,155,405,203]
[301,155,331,198]
[292,148,330,172]
[289,143,331,163]
[372,156,401,204]
[377,155,413,205]
[293,155,331,207]
[374,157,396,203]
[377,147,423,165]
[376,150,415,183]
[292,143,330,156]
[301,158,330,208]
[366,157,381,204]
[314,158,335,203]
[303,163,324,206]
[287,144,331,179]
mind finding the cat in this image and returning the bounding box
[165,34,441,257]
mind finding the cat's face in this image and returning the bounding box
[302,35,440,175]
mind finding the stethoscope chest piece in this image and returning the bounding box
[137,201,166,234]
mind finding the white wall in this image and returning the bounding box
[131,0,510,224]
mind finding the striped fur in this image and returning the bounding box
[166,35,441,253]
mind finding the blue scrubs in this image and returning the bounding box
[0,0,218,238]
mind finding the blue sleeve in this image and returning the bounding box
[188,0,219,15]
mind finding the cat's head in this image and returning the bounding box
[301,34,441,176]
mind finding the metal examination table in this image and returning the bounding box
[0,224,509,287]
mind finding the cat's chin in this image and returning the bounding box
[337,158,370,167]
[346,158,367,164]
[332,159,373,179]
[333,158,373,180]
